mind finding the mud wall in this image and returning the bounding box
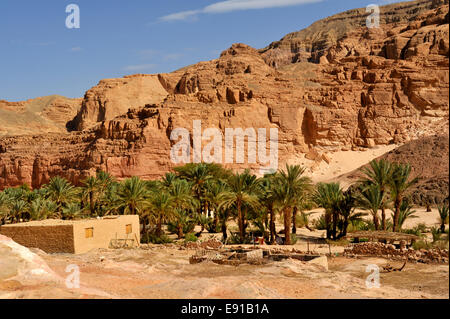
[0,225,75,254]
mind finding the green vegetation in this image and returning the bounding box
[0,159,436,245]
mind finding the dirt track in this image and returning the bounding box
[8,246,442,299]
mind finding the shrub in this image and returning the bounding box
[226,232,253,245]
[184,232,198,243]
[167,220,196,235]
[141,233,173,244]
[313,214,327,230]
[205,220,221,233]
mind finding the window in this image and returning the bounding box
[126,224,132,234]
[85,227,94,238]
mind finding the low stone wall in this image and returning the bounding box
[0,225,74,254]
[344,242,449,264]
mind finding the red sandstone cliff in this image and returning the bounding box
[0,0,448,189]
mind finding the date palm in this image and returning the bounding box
[313,182,343,240]
[337,189,359,237]
[389,163,418,232]
[167,179,197,238]
[29,198,57,221]
[357,184,386,231]
[0,192,11,225]
[392,198,417,230]
[360,159,392,230]
[116,176,149,215]
[44,176,78,210]
[147,191,175,236]
[260,173,278,244]
[9,199,28,223]
[438,204,449,233]
[218,170,261,242]
[174,163,215,216]
[81,176,101,217]
[274,165,312,244]
[204,179,228,231]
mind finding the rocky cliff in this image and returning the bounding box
[0,0,448,189]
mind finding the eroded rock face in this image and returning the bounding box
[0,95,82,137]
[0,1,448,189]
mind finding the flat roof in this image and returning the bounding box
[0,215,137,227]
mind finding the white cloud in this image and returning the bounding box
[123,64,156,72]
[159,0,323,22]
[160,10,200,22]
[163,53,184,61]
[70,47,82,52]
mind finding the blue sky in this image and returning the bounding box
[0,0,396,101]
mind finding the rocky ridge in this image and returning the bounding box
[0,0,448,189]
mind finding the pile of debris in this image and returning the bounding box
[344,242,449,264]
[185,239,223,250]
[189,246,325,267]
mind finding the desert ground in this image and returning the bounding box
[1,208,447,299]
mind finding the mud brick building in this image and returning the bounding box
[0,215,140,254]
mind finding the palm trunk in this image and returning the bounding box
[332,211,338,240]
[380,187,386,230]
[284,207,291,245]
[291,206,298,234]
[237,201,245,242]
[373,213,379,231]
[441,223,445,233]
[177,224,184,239]
[213,209,219,229]
[269,208,276,244]
[393,196,402,232]
[221,220,228,241]
[156,217,162,236]
[325,210,332,239]
[89,191,95,216]
[342,218,349,237]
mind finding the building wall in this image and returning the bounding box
[0,225,74,254]
[72,215,140,254]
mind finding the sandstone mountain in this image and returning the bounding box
[0,95,81,136]
[0,0,448,190]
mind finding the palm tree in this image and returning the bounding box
[167,179,197,238]
[393,198,417,230]
[357,184,386,231]
[116,176,149,215]
[81,176,101,216]
[260,173,278,244]
[337,189,359,237]
[360,159,392,230]
[218,170,260,242]
[204,179,228,231]
[0,192,11,225]
[29,198,57,221]
[438,204,448,233]
[389,163,419,232]
[147,191,175,236]
[313,182,343,240]
[44,176,78,210]
[175,163,230,216]
[9,200,28,223]
[274,165,312,245]
[62,203,82,220]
